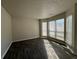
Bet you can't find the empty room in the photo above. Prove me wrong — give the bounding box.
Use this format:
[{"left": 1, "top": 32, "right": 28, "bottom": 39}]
[{"left": 1, "top": 0, "right": 77, "bottom": 59}]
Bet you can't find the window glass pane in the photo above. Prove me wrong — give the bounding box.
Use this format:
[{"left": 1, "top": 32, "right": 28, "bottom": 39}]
[
  {"left": 56, "top": 18, "right": 64, "bottom": 41},
  {"left": 66, "top": 15, "right": 72, "bottom": 46},
  {"left": 49, "top": 21, "right": 55, "bottom": 38},
  {"left": 42, "top": 22, "right": 47, "bottom": 36}
]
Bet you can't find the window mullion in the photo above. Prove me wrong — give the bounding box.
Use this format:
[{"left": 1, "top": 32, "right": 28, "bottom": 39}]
[{"left": 55, "top": 20, "right": 56, "bottom": 38}]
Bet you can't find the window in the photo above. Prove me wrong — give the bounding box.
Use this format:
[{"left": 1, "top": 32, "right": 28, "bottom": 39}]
[
  {"left": 48, "top": 18, "right": 64, "bottom": 41},
  {"left": 66, "top": 15, "right": 72, "bottom": 46},
  {"left": 42, "top": 22, "right": 47, "bottom": 36},
  {"left": 56, "top": 19, "right": 64, "bottom": 41},
  {"left": 49, "top": 21, "right": 55, "bottom": 38},
  {"left": 40, "top": 13, "right": 65, "bottom": 41}
]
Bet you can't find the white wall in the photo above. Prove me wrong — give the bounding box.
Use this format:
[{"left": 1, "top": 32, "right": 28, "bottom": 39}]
[
  {"left": 12, "top": 17, "right": 39, "bottom": 42},
  {"left": 1, "top": 6, "right": 12, "bottom": 58}
]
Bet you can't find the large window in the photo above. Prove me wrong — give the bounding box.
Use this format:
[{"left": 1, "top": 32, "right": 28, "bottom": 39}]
[
  {"left": 49, "top": 18, "right": 64, "bottom": 41},
  {"left": 66, "top": 15, "right": 72, "bottom": 46},
  {"left": 40, "top": 13, "right": 65, "bottom": 41},
  {"left": 56, "top": 19, "right": 64, "bottom": 41},
  {"left": 49, "top": 21, "right": 55, "bottom": 38},
  {"left": 42, "top": 22, "right": 47, "bottom": 36}
]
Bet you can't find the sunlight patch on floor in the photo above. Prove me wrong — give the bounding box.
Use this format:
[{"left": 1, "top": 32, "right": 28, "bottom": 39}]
[{"left": 43, "top": 39, "right": 59, "bottom": 59}]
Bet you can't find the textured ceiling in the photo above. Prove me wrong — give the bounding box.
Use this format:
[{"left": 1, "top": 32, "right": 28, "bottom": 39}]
[{"left": 2, "top": 0, "right": 75, "bottom": 19}]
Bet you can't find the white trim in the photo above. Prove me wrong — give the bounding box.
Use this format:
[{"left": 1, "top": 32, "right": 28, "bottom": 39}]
[
  {"left": 1, "top": 41, "right": 13, "bottom": 59},
  {"left": 1, "top": 36, "right": 39, "bottom": 59}
]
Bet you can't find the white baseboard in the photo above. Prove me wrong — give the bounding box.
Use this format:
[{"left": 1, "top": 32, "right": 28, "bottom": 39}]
[
  {"left": 1, "top": 41, "right": 13, "bottom": 59},
  {"left": 13, "top": 36, "right": 39, "bottom": 42},
  {"left": 1, "top": 36, "right": 39, "bottom": 59}
]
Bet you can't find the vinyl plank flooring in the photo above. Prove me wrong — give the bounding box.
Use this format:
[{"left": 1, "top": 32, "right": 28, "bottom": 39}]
[{"left": 3, "top": 39, "right": 76, "bottom": 59}]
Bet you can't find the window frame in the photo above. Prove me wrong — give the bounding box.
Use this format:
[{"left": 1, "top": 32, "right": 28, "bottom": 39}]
[
  {"left": 39, "top": 12, "right": 66, "bottom": 42},
  {"left": 48, "top": 18, "right": 65, "bottom": 41}
]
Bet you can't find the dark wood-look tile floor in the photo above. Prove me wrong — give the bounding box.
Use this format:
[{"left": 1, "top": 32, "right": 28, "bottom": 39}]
[{"left": 3, "top": 38, "right": 76, "bottom": 59}]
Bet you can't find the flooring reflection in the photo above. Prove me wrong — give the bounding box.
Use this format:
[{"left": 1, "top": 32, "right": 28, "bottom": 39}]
[
  {"left": 43, "top": 39, "right": 59, "bottom": 59},
  {"left": 4, "top": 38, "right": 74, "bottom": 59}
]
